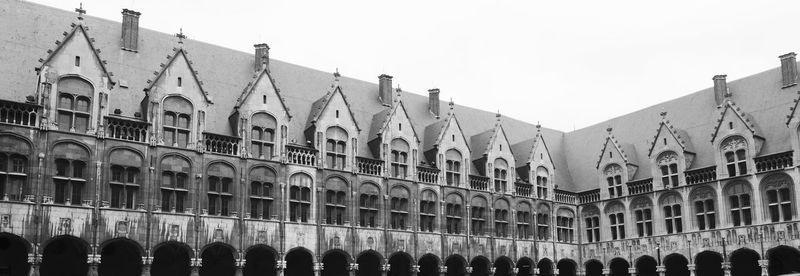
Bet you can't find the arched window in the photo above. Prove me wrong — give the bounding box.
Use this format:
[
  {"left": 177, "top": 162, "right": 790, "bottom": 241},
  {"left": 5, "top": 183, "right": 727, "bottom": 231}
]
[
  {"left": 0, "top": 137, "right": 29, "bottom": 201},
  {"left": 604, "top": 164, "right": 623, "bottom": 197},
  {"left": 289, "top": 174, "right": 312, "bottom": 222},
  {"left": 631, "top": 198, "right": 653, "bottom": 237},
  {"left": 325, "top": 177, "right": 348, "bottom": 225},
  {"left": 326, "top": 127, "right": 347, "bottom": 170},
  {"left": 470, "top": 197, "right": 488, "bottom": 235},
  {"left": 556, "top": 209, "right": 575, "bottom": 242},
  {"left": 536, "top": 167, "right": 549, "bottom": 199},
  {"left": 445, "top": 149, "right": 462, "bottom": 186},
  {"left": 249, "top": 167, "right": 275, "bottom": 220},
  {"left": 207, "top": 163, "right": 234, "bottom": 216},
  {"left": 657, "top": 151, "right": 680, "bottom": 188},
  {"left": 53, "top": 143, "right": 89, "bottom": 205},
  {"left": 721, "top": 136, "right": 748, "bottom": 177},
  {"left": 660, "top": 193, "right": 683, "bottom": 234},
  {"left": 445, "top": 193, "right": 464, "bottom": 234},
  {"left": 419, "top": 190, "right": 437, "bottom": 232},
  {"left": 390, "top": 139, "right": 409, "bottom": 178},
  {"left": 163, "top": 96, "right": 193, "bottom": 148},
  {"left": 494, "top": 200, "right": 510, "bottom": 237},
  {"left": 516, "top": 203, "right": 532, "bottom": 239},
  {"left": 536, "top": 204, "right": 550, "bottom": 241},
  {"left": 108, "top": 149, "right": 142, "bottom": 209},
  {"left": 606, "top": 203, "right": 625, "bottom": 240},
  {"left": 160, "top": 157, "right": 189, "bottom": 213},
  {"left": 359, "top": 183, "right": 380, "bottom": 227},
  {"left": 251, "top": 113, "right": 277, "bottom": 160},
  {"left": 494, "top": 158, "right": 509, "bottom": 193},
  {"left": 582, "top": 207, "right": 600, "bottom": 242},
  {"left": 390, "top": 186, "right": 410, "bottom": 229},
  {"left": 763, "top": 174, "right": 794, "bottom": 222},
  {"left": 57, "top": 77, "right": 92, "bottom": 132},
  {"left": 691, "top": 187, "right": 716, "bottom": 230},
  {"left": 726, "top": 182, "right": 752, "bottom": 226}
]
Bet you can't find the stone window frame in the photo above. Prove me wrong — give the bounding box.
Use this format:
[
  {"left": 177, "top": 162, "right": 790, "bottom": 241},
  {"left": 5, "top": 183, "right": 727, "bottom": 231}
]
[
  {"left": 536, "top": 203, "right": 551, "bottom": 241},
  {"left": 721, "top": 135, "right": 748, "bottom": 177},
  {"left": 725, "top": 181, "right": 753, "bottom": 227},
  {"left": 470, "top": 196, "right": 488, "bottom": 236},
  {"left": 494, "top": 199, "right": 510, "bottom": 238},
  {"left": 207, "top": 163, "right": 235, "bottom": 217},
  {"left": 358, "top": 183, "right": 381, "bottom": 228},
  {"left": 324, "top": 177, "right": 348, "bottom": 225},
  {"left": 389, "top": 185, "right": 410, "bottom": 230},
  {"left": 691, "top": 186, "right": 717, "bottom": 230},
  {"left": 325, "top": 126, "right": 348, "bottom": 170},
  {"left": 556, "top": 208, "right": 575, "bottom": 243},
  {"left": 445, "top": 149, "right": 462, "bottom": 186},
  {"left": 516, "top": 202, "right": 533, "bottom": 239},
  {"left": 604, "top": 164, "right": 624, "bottom": 198},
  {"left": 660, "top": 193, "right": 683, "bottom": 234},
  {"left": 288, "top": 173, "right": 313, "bottom": 223},
  {"left": 390, "top": 138, "right": 410, "bottom": 179},
  {"left": 109, "top": 165, "right": 140, "bottom": 209},
  {"left": 493, "top": 158, "right": 509, "bottom": 193},
  {"left": 0, "top": 152, "right": 27, "bottom": 201},
  {"left": 250, "top": 113, "right": 277, "bottom": 160},
  {"left": 762, "top": 174, "right": 794, "bottom": 222},
  {"left": 657, "top": 151, "right": 680, "bottom": 188},
  {"left": 56, "top": 77, "right": 93, "bottom": 133},
  {"left": 536, "top": 166, "right": 549, "bottom": 199},
  {"left": 445, "top": 193, "right": 464, "bottom": 234},
  {"left": 249, "top": 167, "right": 275, "bottom": 220},
  {"left": 419, "top": 189, "right": 437, "bottom": 232}
]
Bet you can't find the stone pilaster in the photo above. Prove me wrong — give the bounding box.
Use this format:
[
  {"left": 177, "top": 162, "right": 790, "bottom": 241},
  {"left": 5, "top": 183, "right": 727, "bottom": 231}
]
[
  {"left": 758, "top": 260, "right": 769, "bottom": 276},
  {"left": 602, "top": 268, "right": 610, "bottom": 276},
  {"left": 722, "top": 262, "right": 731, "bottom": 276},
  {"left": 349, "top": 263, "right": 359, "bottom": 276},
  {"left": 687, "top": 264, "right": 696, "bottom": 276},
  {"left": 656, "top": 265, "right": 665, "bottom": 276},
  {"left": 628, "top": 267, "right": 636, "bottom": 276}
]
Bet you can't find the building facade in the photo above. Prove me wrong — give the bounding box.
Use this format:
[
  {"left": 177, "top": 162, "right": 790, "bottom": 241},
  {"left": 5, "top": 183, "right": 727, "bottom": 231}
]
[{"left": 1, "top": 2, "right": 800, "bottom": 276}]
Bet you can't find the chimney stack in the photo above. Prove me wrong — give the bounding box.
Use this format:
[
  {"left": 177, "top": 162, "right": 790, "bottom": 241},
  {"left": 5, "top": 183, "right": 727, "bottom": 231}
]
[
  {"left": 254, "top": 43, "right": 270, "bottom": 72},
  {"left": 713, "top": 75, "right": 729, "bottom": 106},
  {"left": 378, "top": 74, "right": 393, "bottom": 106},
  {"left": 121, "top": 9, "right": 141, "bottom": 52},
  {"left": 428, "top": 88, "right": 440, "bottom": 118},
  {"left": 780, "top": 52, "right": 797, "bottom": 88}
]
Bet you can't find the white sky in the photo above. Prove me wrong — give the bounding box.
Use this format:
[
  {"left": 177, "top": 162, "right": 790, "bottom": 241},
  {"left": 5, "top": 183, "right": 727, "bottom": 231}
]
[{"left": 28, "top": 0, "right": 800, "bottom": 131}]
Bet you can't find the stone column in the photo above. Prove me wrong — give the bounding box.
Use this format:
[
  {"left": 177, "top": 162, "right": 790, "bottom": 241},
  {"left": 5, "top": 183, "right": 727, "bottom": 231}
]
[
  {"left": 758, "top": 260, "right": 769, "bottom": 276},
  {"left": 628, "top": 267, "right": 637, "bottom": 276},
  {"left": 511, "top": 267, "right": 518, "bottom": 276},
  {"left": 87, "top": 250, "right": 101, "bottom": 276},
  {"left": 276, "top": 260, "right": 286, "bottom": 276},
  {"left": 489, "top": 267, "right": 496, "bottom": 276},
  {"left": 722, "top": 262, "right": 731, "bottom": 276},
  {"left": 466, "top": 266, "right": 473, "bottom": 276},
  {"left": 381, "top": 263, "right": 390, "bottom": 276},
  {"left": 602, "top": 268, "right": 610, "bottom": 276},
  {"left": 28, "top": 253, "right": 41, "bottom": 276},
  {"left": 349, "top": 263, "right": 359, "bottom": 276},
  {"left": 235, "top": 256, "right": 245, "bottom": 276},
  {"left": 439, "top": 266, "right": 448, "bottom": 276},
  {"left": 554, "top": 268, "right": 560, "bottom": 276},
  {"left": 533, "top": 268, "right": 539, "bottom": 276},
  {"left": 314, "top": 262, "right": 323, "bottom": 276},
  {"left": 576, "top": 269, "right": 586, "bottom": 276},
  {"left": 190, "top": 255, "right": 201, "bottom": 276},
  {"left": 141, "top": 255, "right": 153, "bottom": 276},
  {"left": 411, "top": 265, "right": 420, "bottom": 276},
  {"left": 656, "top": 265, "right": 665, "bottom": 276},
  {"left": 687, "top": 264, "right": 696, "bottom": 276}
]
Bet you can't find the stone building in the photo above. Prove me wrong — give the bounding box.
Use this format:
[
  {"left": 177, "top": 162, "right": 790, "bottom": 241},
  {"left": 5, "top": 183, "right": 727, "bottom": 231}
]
[{"left": 0, "top": 1, "right": 799, "bottom": 276}]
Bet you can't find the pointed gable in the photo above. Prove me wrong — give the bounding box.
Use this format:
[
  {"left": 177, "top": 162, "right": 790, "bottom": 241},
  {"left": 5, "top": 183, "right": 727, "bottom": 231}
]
[
  {"left": 144, "top": 47, "right": 212, "bottom": 104},
  {"left": 423, "top": 101, "right": 471, "bottom": 167},
  {"left": 367, "top": 92, "right": 420, "bottom": 157},
  {"left": 710, "top": 100, "right": 762, "bottom": 143},
  {"left": 233, "top": 68, "right": 291, "bottom": 119},
  {"left": 597, "top": 127, "right": 639, "bottom": 179},
  {"left": 512, "top": 125, "right": 555, "bottom": 182},
  {"left": 647, "top": 112, "right": 696, "bottom": 169},
  {"left": 38, "top": 21, "right": 114, "bottom": 87},
  {"left": 470, "top": 113, "right": 515, "bottom": 176},
  {"left": 304, "top": 80, "right": 360, "bottom": 143}
]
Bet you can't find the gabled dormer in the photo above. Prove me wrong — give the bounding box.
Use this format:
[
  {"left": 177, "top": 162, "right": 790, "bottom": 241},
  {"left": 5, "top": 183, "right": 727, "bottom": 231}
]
[
  {"left": 710, "top": 100, "right": 764, "bottom": 178},
  {"left": 512, "top": 124, "right": 555, "bottom": 199},
  {"left": 305, "top": 73, "right": 360, "bottom": 171},
  {"left": 647, "top": 112, "right": 695, "bottom": 189},
  {"left": 423, "top": 100, "right": 471, "bottom": 186},
  {"left": 367, "top": 89, "right": 420, "bottom": 180},
  {"left": 597, "top": 127, "right": 638, "bottom": 199},
  {"left": 470, "top": 113, "right": 515, "bottom": 194},
  {"left": 36, "top": 16, "right": 115, "bottom": 135}
]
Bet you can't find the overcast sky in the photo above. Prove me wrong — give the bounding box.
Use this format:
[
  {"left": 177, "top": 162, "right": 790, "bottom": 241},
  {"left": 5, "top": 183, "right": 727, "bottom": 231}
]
[{"left": 28, "top": 0, "right": 800, "bottom": 131}]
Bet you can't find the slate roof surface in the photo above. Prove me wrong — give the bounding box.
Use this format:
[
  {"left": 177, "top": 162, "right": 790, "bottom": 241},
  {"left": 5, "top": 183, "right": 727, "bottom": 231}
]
[{"left": 2, "top": 0, "right": 795, "bottom": 192}]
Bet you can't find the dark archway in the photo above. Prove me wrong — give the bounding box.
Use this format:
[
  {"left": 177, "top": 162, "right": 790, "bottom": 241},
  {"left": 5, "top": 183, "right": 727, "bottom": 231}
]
[
  {"left": 609, "top": 258, "right": 630, "bottom": 276},
  {"left": 41, "top": 236, "right": 88, "bottom": 276},
  {"left": 730, "top": 248, "right": 760, "bottom": 276},
  {"left": 356, "top": 251, "right": 382, "bottom": 276},
  {"left": 470, "top": 256, "right": 490, "bottom": 276},
  {"left": 152, "top": 242, "right": 192, "bottom": 276},
  {"left": 99, "top": 239, "right": 142, "bottom": 276},
  {"left": 537, "top": 258, "right": 553, "bottom": 276},
  {"left": 635, "top": 256, "right": 657, "bottom": 276},
  {"left": 286, "top": 248, "right": 314, "bottom": 276},
  {"left": 516, "top": 257, "right": 534, "bottom": 276},
  {"left": 244, "top": 246, "right": 277, "bottom": 276},
  {"left": 445, "top": 255, "right": 467, "bottom": 276},
  {"left": 557, "top": 259, "right": 577, "bottom": 276},
  {"left": 493, "top": 257, "right": 513, "bottom": 276},
  {"left": 663, "top": 254, "right": 689, "bottom": 276},
  {"left": 418, "top": 254, "right": 439, "bottom": 276},
  {"left": 585, "top": 260, "right": 604, "bottom": 276},
  {"left": 200, "top": 243, "right": 235, "bottom": 276},
  {"left": 322, "top": 250, "right": 350, "bottom": 276},
  {"left": 389, "top": 252, "right": 412, "bottom": 276},
  {"left": 695, "top": 251, "right": 723, "bottom": 276},
  {"left": 767, "top": 245, "right": 800, "bottom": 276},
  {"left": 0, "top": 233, "right": 30, "bottom": 276}
]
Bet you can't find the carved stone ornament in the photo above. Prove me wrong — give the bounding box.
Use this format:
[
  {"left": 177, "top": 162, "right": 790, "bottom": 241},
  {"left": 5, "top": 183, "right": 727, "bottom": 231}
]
[{"left": 721, "top": 136, "right": 747, "bottom": 151}]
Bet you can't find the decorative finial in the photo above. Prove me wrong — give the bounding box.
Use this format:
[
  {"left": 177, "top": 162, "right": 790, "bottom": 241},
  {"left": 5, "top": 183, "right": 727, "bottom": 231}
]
[
  {"left": 333, "top": 68, "right": 340, "bottom": 79},
  {"left": 536, "top": 121, "right": 541, "bottom": 131},
  {"left": 449, "top": 98, "right": 454, "bottom": 110},
  {"left": 496, "top": 110, "right": 501, "bottom": 118},
  {"left": 660, "top": 111, "right": 667, "bottom": 119},
  {"left": 395, "top": 85, "right": 402, "bottom": 102},
  {"left": 332, "top": 69, "right": 340, "bottom": 89},
  {"left": 606, "top": 127, "right": 613, "bottom": 133},
  {"left": 176, "top": 28, "right": 186, "bottom": 44},
  {"left": 75, "top": 3, "right": 86, "bottom": 20}
]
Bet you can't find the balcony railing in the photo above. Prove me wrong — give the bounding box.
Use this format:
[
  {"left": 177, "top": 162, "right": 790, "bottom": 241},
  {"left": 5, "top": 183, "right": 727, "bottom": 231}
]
[
  {"left": 469, "top": 175, "right": 489, "bottom": 191},
  {"left": 286, "top": 145, "right": 317, "bottom": 166},
  {"left": 685, "top": 166, "right": 716, "bottom": 185},
  {"left": 578, "top": 189, "right": 600, "bottom": 204},
  {"left": 204, "top": 132, "right": 240, "bottom": 156},
  {"left": 105, "top": 116, "right": 149, "bottom": 143},
  {"left": 417, "top": 166, "right": 440, "bottom": 184},
  {"left": 554, "top": 189, "right": 577, "bottom": 204},
  {"left": 755, "top": 151, "right": 793, "bottom": 173},
  {"left": 626, "top": 178, "right": 653, "bottom": 195},
  {"left": 357, "top": 157, "right": 383, "bottom": 176},
  {"left": 515, "top": 182, "right": 533, "bottom": 197},
  {"left": 0, "top": 100, "right": 38, "bottom": 127}
]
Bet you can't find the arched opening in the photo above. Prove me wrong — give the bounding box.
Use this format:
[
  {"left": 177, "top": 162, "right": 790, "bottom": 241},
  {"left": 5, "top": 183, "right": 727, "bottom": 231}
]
[
  {"left": 537, "top": 258, "right": 553, "bottom": 276},
  {"left": 418, "top": 254, "right": 439, "bottom": 276},
  {"left": 0, "top": 233, "right": 30, "bottom": 276},
  {"left": 286, "top": 248, "right": 314, "bottom": 276},
  {"left": 635, "top": 256, "right": 657, "bottom": 276},
  {"left": 470, "top": 256, "right": 490, "bottom": 276},
  {"left": 516, "top": 257, "right": 534, "bottom": 276},
  {"left": 445, "top": 255, "right": 467, "bottom": 276},
  {"left": 41, "top": 236, "right": 88, "bottom": 276},
  {"left": 609, "top": 258, "right": 630, "bottom": 276},
  {"left": 356, "top": 251, "right": 382, "bottom": 276},
  {"left": 557, "top": 259, "right": 577, "bottom": 276},
  {"left": 388, "top": 253, "right": 412, "bottom": 276},
  {"left": 200, "top": 243, "right": 235, "bottom": 276},
  {"left": 768, "top": 245, "right": 800, "bottom": 276},
  {"left": 244, "top": 246, "right": 276, "bottom": 276},
  {"left": 695, "top": 251, "right": 723, "bottom": 276},
  {"left": 493, "top": 257, "right": 512, "bottom": 276},
  {"left": 99, "top": 239, "right": 142, "bottom": 276},
  {"left": 730, "top": 248, "right": 760, "bottom": 276},
  {"left": 152, "top": 242, "right": 191, "bottom": 276},
  {"left": 322, "top": 250, "right": 349, "bottom": 276},
  {"left": 663, "top": 254, "right": 689, "bottom": 276},
  {"left": 585, "top": 260, "right": 604, "bottom": 276}
]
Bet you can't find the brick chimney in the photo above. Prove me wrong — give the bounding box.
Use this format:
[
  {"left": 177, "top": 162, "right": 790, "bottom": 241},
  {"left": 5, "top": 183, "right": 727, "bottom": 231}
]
[
  {"left": 254, "top": 43, "right": 270, "bottom": 72},
  {"left": 780, "top": 52, "right": 797, "bottom": 88},
  {"left": 713, "top": 75, "right": 729, "bottom": 106},
  {"left": 378, "top": 74, "right": 393, "bottom": 106},
  {"left": 121, "top": 9, "right": 141, "bottom": 51},
  {"left": 428, "top": 88, "right": 440, "bottom": 118}
]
